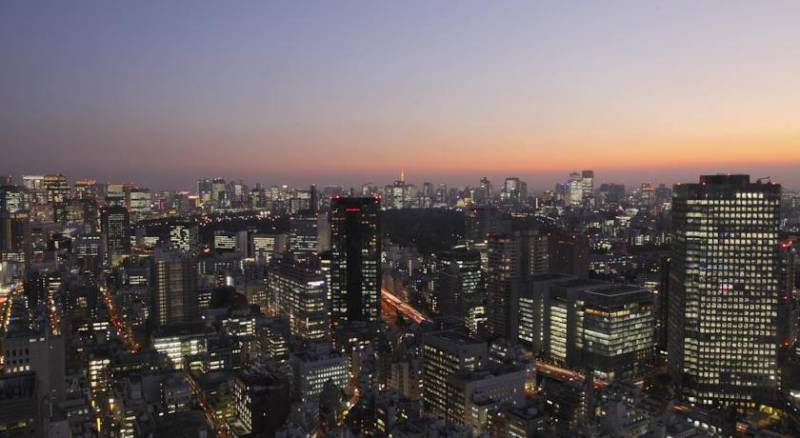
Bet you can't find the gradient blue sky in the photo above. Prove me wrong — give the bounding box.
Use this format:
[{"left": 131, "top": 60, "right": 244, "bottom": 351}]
[{"left": 2, "top": 1, "right": 799, "bottom": 190}]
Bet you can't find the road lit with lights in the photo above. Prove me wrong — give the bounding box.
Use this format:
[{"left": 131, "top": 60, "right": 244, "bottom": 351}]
[
  {"left": 381, "top": 288, "right": 429, "bottom": 324},
  {"left": 185, "top": 371, "right": 232, "bottom": 437},
  {"left": 100, "top": 286, "right": 141, "bottom": 353},
  {"left": 380, "top": 288, "right": 608, "bottom": 390}
]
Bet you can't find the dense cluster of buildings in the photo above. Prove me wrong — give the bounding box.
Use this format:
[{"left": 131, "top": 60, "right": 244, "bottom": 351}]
[{"left": 0, "top": 171, "right": 799, "bottom": 437}]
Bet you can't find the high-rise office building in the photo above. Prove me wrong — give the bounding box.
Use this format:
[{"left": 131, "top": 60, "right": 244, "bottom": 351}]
[
  {"left": 581, "top": 170, "right": 594, "bottom": 205},
  {"left": 487, "top": 230, "right": 549, "bottom": 340},
  {"left": 669, "top": 175, "right": 784, "bottom": 409},
  {"left": 0, "top": 183, "right": 24, "bottom": 213},
  {"left": 42, "top": 174, "right": 69, "bottom": 204},
  {"left": 539, "top": 278, "right": 655, "bottom": 381},
  {"left": 0, "top": 211, "right": 31, "bottom": 265},
  {"left": 73, "top": 178, "right": 97, "bottom": 200},
  {"left": 197, "top": 177, "right": 227, "bottom": 208},
  {"left": 21, "top": 175, "right": 44, "bottom": 191},
  {"left": 267, "top": 256, "right": 328, "bottom": 341},
  {"left": 421, "top": 331, "right": 487, "bottom": 419},
  {"left": 567, "top": 172, "right": 583, "bottom": 206},
  {"left": 127, "top": 187, "right": 152, "bottom": 220},
  {"left": 464, "top": 205, "right": 502, "bottom": 243},
  {"left": 289, "top": 210, "right": 319, "bottom": 261},
  {"left": 474, "top": 177, "right": 493, "bottom": 205},
  {"left": 150, "top": 249, "right": 199, "bottom": 327},
  {"left": 250, "top": 233, "right": 286, "bottom": 264},
  {"left": 548, "top": 231, "right": 590, "bottom": 278},
  {"left": 501, "top": 177, "right": 527, "bottom": 203},
  {"left": 105, "top": 182, "right": 129, "bottom": 207},
  {"left": 436, "top": 248, "right": 485, "bottom": 335},
  {"left": 598, "top": 183, "right": 626, "bottom": 205},
  {"left": 100, "top": 205, "right": 130, "bottom": 265},
  {"left": 329, "top": 196, "right": 381, "bottom": 328}
]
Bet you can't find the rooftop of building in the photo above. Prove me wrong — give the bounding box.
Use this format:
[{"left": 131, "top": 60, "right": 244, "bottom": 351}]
[
  {"left": 152, "top": 321, "right": 210, "bottom": 338},
  {"left": 675, "top": 174, "right": 781, "bottom": 195},
  {"left": 292, "top": 344, "right": 344, "bottom": 362},
  {"left": 582, "top": 283, "right": 649, "bottom": 298},
  {"left": 154, "top": 411, "right": 212, "bottom": 437},
  {"left": 531, "top": 273, "right": 574, "bottom": 282},
  {"left": 449, "top": 362, "right": 526, "bottom": 383},
  {"left": 423, "top": 330, "right": 485, "bottom": 347}
]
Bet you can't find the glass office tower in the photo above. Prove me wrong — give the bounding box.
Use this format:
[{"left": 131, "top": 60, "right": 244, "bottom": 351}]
[{"left": 669, "top": 174, "right": 783, "bottom": 409}]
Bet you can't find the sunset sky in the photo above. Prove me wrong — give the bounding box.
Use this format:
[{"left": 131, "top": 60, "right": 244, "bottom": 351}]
[{"left": 1, "top": 1, "right": 799, "bottom": 190}]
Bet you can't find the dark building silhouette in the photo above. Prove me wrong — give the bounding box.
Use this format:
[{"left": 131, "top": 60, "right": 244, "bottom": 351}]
[
  {"left": 330, "top": 196, "right": 381, "bottom": 328},
  {"left": 548, "top": 231, "right": 589, "bottom": 278},
  {"left": 435, "top": 248, "right": 485, "bottom": 335},
  {"left": 487, "top": 230, "right": 549, "bottom": 340},
  {"left": 0, "top": 211, "right": 32, "bottom": 266},
  {"left": 149, "top": 249, "right": 199, "bottom": 327}
]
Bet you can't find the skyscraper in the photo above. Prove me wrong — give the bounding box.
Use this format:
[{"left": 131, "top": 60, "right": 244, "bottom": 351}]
[
  {"left": 436, "top": 248, "right": 485, "bottom": 335},
  {"left": 421, "top": 331, "right": 487, "bottom": 420},
  {"left": 581, "top": 170, "right": 594, "bottom": 205},
  {"left": 567, "top": 172, "right": 583, "bottom": 206},
  {"left": 289, "top": 210, "right": 319, "bottom": 261},
  {"left": 669, "top": 174, "right": 784, "bottom": 409},
  {"left": 100, "top": 205, "right": 130, "bottom": 265},
  {"left": 42, "top": 174, "right": 68, "bottom": 204},
  {"left": 73, "top": 178, "right": 97, "bottom": 200},
  {"left": 150, "top": 249, "right": 199, "bottom": 327},
  {"left": 539, "top": 278, "right": 655, "bottom": 381},
  {"left": 267, "top": 255, "right": 328, "bottom": 341},
  {"left": 329, "top": 196, "right": 381, "bottom": 328},
  {"left": 487, "top": 230, "right": 549, "bottom": 340}
]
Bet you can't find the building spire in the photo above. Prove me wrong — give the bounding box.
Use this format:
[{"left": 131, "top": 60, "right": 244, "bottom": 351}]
[{"left": 400, "top": 169, "right": 405, "bottom": 183}]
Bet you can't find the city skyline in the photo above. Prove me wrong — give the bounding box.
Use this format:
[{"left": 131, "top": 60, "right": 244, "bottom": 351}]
[
  {"left": 2, "top": 1, "right": 800, "bottom": 189},
  {"left": 4, "top": 2, "right": 800, "bottom": 436},
  {"left": 4, "top": 165, "right": 800, "bottom": 194}
]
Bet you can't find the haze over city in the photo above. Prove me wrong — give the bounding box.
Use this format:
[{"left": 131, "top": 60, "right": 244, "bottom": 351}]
[
  {"left": 2, "top": 1, "right": 800, "bottom": 189},
  {"left": 3, "top": 3, "right": 800, "bottom": 438}
]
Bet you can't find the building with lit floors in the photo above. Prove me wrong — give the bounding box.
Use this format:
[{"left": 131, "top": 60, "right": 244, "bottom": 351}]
[
  {"left": 581, "top": 170, "right": 594, "bottom": 205},
  {"left": 42, "top": 174, "right": 69, "bottom": 204},
  {"left": 267, "top": 255, "right": 328, "bottom": 341},
  {"left": 232, "top": 368, "right": 290, "bottom": 436},
  {"left": 290, "top": 344, "right": 348, "bottom": 403},
  {"left": 151, "top": 322, "right": 210, "bottom": 370},
  {"left": 541, "top": 279, "right": 655, "bottom": 381},
  {"left": 445, "top": 364, "right": 527, "bottom": 434},
  {"left": 0, "top": 210, "right": 32, "bottom": 265},
  {"left": 1, "top": 295, "right": 66, "bottom": 411},
  {"left": 149, "top": 249, "right": 199, "bottom": 327},
  {"left": 100, "top": 205, "right": 130, "bottom": 266},
  {"left": 668, "top": 174, "right": 785, "bottom": 409},
  {"left": 435, "top": 248, "right": 485, "bottom": 335},
  {"left": 289, "top": 210, "right": 319, "bottom": 261},
  {"left": 329, "top": 196, "right": 381, "bottom": 329},
  {"left": 486, "top": 230, "right": 549, "bottom": 340},
  {"left": 421, "top": 331, "right": 487, "bottom": 420},
  {"left": 517, "top": 273, "right": 571, "bottom": 353}
]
